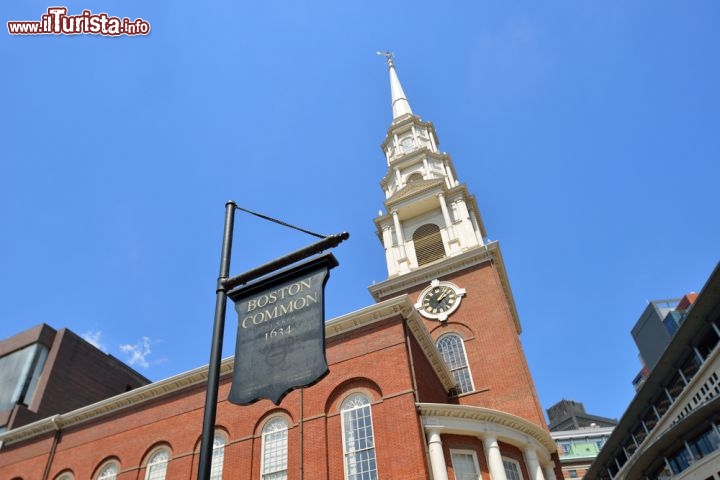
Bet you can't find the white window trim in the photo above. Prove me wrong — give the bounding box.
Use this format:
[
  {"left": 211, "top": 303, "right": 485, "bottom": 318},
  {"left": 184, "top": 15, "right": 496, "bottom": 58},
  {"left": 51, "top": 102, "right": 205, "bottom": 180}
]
[
  {"left": 501, "top": 456, "right": 524, "bottom": 480},
  {"left": 260, "top": 416, "right": 289, "bottom": 480},
  {"left": 437, "top": 333, "right": 475, "bottom": 394},
  {"left": 144, "top": 446, "right": 170, "bottom": 480},
  {"left": 340, "top": 393, "right": 379, "bottom": 480},
  {"left": 96, "top": 459, "right": 120, "bottom": 480},
  {"left": 210, "top": 432, "right": 226, "bottom": 480},
  {"left": 450, "top": 448, "right": 482, "bottom": 480}
]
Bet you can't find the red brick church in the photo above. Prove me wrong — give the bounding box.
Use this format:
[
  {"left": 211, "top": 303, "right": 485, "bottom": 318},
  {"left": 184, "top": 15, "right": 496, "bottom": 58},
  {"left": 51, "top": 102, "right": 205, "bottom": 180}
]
[{"left": 0, "top": 57, "right": 561, "bottom": 480}]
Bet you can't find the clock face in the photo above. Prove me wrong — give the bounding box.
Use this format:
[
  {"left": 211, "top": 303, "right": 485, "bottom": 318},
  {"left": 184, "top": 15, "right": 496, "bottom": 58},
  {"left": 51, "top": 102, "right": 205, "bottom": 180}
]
[
  {"left": 422, "top": 286, "right": 457, "bottom": 315},
  {"left": 415, "top": 280, "right": 465, "bottom": 321}
]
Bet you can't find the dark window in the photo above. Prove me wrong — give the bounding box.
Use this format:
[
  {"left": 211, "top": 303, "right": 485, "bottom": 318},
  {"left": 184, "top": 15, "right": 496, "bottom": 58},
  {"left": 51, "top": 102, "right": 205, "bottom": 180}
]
[
  {"left": 666, "top": 371, "right": 686, "bottom": 400},
  {"left": 689, "top": 425, "right": 720, "bottom": 458},
  {"left": 681, "top": 353, "right": 701, "bottom": 380},
  {"left": 622, "top": 437, "right": 637, "bottom": 456},
  {"left": 631, "top": 424, "right": 647, "bottom": 446},
  {"left": 654, "top": 393, "right": 671, "bottom": 418},
  {"left": 668, "top": 446, "right": 693, "bottom": 474},
  {"left": 643, "top": 409, "right": 659, "bottom": 431},
  {"left": 696, "top": 325, "right": 719, "bottom": 360}
]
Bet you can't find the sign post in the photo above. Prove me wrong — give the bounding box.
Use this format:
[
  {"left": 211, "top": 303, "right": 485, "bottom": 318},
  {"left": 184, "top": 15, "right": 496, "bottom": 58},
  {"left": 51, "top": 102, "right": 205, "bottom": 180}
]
[{"left": 197, "top": 200, "right": 236, "bottom": 480}]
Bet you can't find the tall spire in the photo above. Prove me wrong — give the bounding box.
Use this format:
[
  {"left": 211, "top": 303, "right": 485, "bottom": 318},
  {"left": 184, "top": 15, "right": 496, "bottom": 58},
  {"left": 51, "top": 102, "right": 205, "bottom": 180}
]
[{"left": 377, "top": 52, "right": 413, "bottom": 119}]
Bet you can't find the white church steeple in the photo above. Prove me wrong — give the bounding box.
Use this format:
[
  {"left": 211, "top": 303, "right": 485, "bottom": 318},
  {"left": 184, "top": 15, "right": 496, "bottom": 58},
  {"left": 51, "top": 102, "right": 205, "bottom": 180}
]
[
  {"left": 384, "top": 53, "right": 413, "bottom": 120},
  {"left": 374, "top": 55, "right": 488, "bottom": 279}
]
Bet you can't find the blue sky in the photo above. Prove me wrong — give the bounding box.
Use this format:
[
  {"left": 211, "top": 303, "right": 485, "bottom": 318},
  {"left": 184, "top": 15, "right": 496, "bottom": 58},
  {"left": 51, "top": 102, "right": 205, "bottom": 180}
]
[{"left": 2, "top": 1, "right": 718, "bottom": 422}]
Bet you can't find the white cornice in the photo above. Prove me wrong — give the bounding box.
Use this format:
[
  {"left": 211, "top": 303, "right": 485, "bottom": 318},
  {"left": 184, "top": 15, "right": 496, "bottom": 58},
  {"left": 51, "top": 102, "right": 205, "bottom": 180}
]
[
  {"left": 326, "top": 296, "right": 455, "bottom": 391},
  {"left": 325, "top": 295, "right": 412, "bottom": 337},
  {"left": 381, "top": 115, "right": 429, "bottom": 145},
  {"left": 404, "top": 305, "right": 457, "bottom": 391},
  {"left": 0, "top": 298, "right": 455, "bottom": 447},
  {"left": 418, "top": 403, "right": 557, "bottom": 459},
  {"left": 368, "top": 242, "right": 521, "bottom": 333},
  {"left": 383, "top": 179, "right": 446, "bottom": 210}
]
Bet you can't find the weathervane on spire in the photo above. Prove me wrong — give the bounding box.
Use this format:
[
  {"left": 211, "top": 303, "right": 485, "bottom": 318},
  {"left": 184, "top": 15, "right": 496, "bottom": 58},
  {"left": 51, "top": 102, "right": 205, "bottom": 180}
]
[
  {"left": 377, "top": 50, "right": 412, "bottom": 118},
  {"left": 376, "top": 51, "right": 394, "bottom": 67}
]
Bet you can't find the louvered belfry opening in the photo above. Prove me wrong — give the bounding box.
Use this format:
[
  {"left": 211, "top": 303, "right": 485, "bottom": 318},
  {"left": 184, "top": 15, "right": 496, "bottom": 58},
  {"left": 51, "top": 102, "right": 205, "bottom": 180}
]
[{"left": 413, "top": 223, "right": 446, "bottom": 266}]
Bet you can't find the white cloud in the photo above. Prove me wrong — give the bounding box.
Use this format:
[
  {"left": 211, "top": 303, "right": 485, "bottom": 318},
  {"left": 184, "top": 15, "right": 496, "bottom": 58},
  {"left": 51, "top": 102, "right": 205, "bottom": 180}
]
[
  {"left": 82, "top": 330, "right": 107, "bottom": 352},
  {"left": 119, "top": 336, "right": 152, "bottom": 368}
]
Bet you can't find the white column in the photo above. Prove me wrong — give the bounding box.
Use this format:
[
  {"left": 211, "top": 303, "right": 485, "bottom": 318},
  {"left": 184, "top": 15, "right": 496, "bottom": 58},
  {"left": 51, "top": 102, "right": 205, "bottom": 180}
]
[
  {"left": 392, "top": 210, "right": 406, "bottom": 245},
  {"left": 523, "top": 447, "right": 545, "bottom": 480},
  {"left": 468, "top": 208, "right": 484, "bottom": 245},
  {"left": 443, "top": 159, "right": 456, "bottom": 186},
  {"left": 423, "top": 158, "right": 430, "bottom": 179},
  {"left": 381, "top": 225, "right": 393, "bottom": 249},
  {"left": 382, "top": 225, "right": 397, "bottom": 277},
  {"left": 438, "top": 194, "right": 453, "bottom": 232},
  {"left": 391, "top": 210, "right": 410, "bottom": 273},
  {"left": 482, "top": 435, "right": 507, "bottom": 480},
  {"left": 542, "top": 463, "right": 557, "bottom": 480},
  {"left": 426, "top": 428, "right": 449, "bottom": 480},
  {"left": 438, "top": 193, "right": 459, "bottom": 253}
]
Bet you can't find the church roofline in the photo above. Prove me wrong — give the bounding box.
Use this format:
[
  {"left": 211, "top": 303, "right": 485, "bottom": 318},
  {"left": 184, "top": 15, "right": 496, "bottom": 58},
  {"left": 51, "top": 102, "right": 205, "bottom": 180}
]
[
  {"left": 327, "top": 295, "right": 456, "bottom": 390},
  {"left": 0, "top": 296, "right": 454, "bottom": 448}
]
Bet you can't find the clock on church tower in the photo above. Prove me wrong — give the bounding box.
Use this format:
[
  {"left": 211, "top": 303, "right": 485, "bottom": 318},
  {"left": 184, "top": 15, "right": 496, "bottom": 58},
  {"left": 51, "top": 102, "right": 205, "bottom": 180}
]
[{"left": 415, "top": 279, "right": 465, "bottom": 321}]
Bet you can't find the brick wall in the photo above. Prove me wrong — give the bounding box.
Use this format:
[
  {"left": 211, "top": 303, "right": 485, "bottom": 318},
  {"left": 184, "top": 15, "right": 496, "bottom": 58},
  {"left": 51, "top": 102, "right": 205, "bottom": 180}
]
[
  {"left": 382, "top": 261, "right": 548, "bottom": 428},
  {"left": 0, "top": 312, "right": 435, "bottom": 479}
]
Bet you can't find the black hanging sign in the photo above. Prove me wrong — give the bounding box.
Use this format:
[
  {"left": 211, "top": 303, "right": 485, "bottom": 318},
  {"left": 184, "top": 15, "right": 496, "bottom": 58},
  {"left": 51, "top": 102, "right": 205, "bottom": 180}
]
[{"left": 227, "top": 253, "right": 337, "bottom": 405}]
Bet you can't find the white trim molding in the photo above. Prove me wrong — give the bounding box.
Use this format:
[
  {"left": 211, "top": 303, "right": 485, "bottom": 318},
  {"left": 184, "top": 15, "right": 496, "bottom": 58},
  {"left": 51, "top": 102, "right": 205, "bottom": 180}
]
[{"left": 418, "top": 403, "right": 557, "bottom": 462}]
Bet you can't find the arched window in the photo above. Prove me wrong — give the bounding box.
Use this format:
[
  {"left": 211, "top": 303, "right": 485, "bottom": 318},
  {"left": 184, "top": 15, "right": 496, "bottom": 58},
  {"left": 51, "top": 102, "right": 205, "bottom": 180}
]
[
  {"left": 145, "top": 448, "right": 169, "bottom": 480},
  {"left": 97, "top": 460, "right": 119, "bottom": 480},
  {"left": 261, "top": 417, "right": 288, "bottom": 480},
  {"left": 436, "top": 334, "right": 474, "bottom": 394},
  {"left": 341, "top": 393, "right": 378, "bottom": 480},
  {"left": 413, "top": 224, "right": 446, "bottom": 266},
  {"left": 55, "top": 473, "right": 73, "bottom": 480},
  {"left": 210, "top": 434, "right": 226, "bottom": 480}
]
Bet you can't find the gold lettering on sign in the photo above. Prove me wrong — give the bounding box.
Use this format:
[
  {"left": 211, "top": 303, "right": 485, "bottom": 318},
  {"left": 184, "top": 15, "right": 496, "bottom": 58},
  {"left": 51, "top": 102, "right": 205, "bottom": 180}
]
[{"left": 241, "top": 279, "right": 317, "bottom": 329}]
